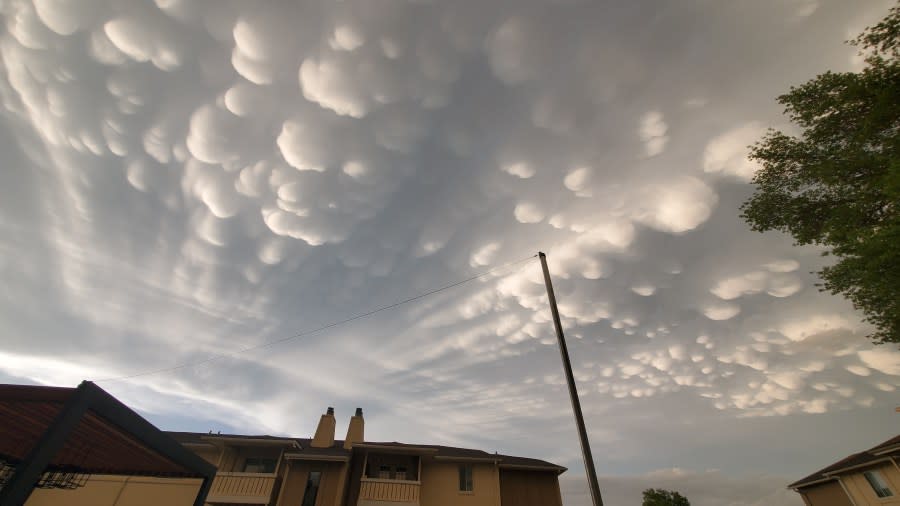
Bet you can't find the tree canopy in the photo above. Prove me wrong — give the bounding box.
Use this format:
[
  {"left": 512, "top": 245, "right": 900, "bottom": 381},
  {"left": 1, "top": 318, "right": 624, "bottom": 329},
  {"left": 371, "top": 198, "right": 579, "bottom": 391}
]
[
  {"left": 642, "top": 488, "right": 691, "bottom": 506},
  {"left": 741, "top": 3, "right": 900, "bottom": 345}
]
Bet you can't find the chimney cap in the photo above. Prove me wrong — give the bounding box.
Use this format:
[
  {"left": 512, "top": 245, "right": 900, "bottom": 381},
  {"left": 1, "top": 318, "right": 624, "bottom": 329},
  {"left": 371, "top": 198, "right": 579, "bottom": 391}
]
[
  {"left": 327, "top": 407, "right": 334, "bottom": 415},
  {"left": 355, "top": 407, "right": 363, "bottom": 417}
]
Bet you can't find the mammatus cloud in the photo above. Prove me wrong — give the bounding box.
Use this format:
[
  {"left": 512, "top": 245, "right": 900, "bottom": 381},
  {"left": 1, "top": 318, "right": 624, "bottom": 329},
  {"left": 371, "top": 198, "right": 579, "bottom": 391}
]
[
  {"left": 639, "top": 111, "right": 669, "bottom": 158},
  {"left": 0, "top": 2, "right": 898, "bottom": 506},
  {"left": 703, "top": 123, "right": 767, "bottom": 181}
]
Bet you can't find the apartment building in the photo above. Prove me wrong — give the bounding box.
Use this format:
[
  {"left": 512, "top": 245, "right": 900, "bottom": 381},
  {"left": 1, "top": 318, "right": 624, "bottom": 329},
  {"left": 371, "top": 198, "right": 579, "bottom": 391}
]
[
  {"left": 789, "top": 434, "right": 900, "bottom": 506},
  {"left": 170, "top": 407, "right": 567, "bottom": 506}
]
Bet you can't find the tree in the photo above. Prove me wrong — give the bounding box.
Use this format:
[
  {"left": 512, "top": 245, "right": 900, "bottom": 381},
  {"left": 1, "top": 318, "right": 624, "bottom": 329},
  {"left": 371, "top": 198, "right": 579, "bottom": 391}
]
[
  {"left": 741, "top": 3, "right": 900, "bottom": 345},
  {"left": 642, "top": 488, "right": 691, "bottom": 506}
]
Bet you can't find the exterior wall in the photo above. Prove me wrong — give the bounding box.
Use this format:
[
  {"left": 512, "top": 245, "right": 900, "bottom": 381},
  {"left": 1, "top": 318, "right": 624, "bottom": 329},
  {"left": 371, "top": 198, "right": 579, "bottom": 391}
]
[
  {"left": 192, "top": 446, "right": 221, "bottom": 467},
  {"left": 498, "top": 470, "right": 563, "bottom": 506},
  {"left": 797, "top": 481, "right": 853, "bottom": 506},
  {"left": 222, "top": 445, "right": 283, "bottom": 473},
  {"left": 841, "top": 462, "right": 900, "bottom": 506},
  {"left": 24, "top": 475, "right": 202, "bottom": 506},
  {"left": 418, "top": 462, "right": 500, "bottom": 506},
  {"left": 275, "top": 460, "right": 346, "bottom": 506}
]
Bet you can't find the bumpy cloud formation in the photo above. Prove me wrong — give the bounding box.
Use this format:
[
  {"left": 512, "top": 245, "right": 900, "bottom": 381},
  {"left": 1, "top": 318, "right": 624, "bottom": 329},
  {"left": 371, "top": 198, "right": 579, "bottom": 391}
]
[{"left": 0, "top": 1, "right": 898, "bottom": 504}]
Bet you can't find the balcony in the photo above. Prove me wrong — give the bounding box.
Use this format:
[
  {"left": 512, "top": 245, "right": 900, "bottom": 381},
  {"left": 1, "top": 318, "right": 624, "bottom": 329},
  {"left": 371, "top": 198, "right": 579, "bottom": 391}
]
[
  {"left": 206, "top": 472, "right": 279, "bottom": 504},
  {"left": 359, "top": 478, "right": 421, "bottom": 503}
]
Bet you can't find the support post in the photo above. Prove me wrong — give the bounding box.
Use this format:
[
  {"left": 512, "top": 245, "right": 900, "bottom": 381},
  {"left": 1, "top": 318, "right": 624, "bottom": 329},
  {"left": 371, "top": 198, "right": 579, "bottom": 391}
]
[
  {"left": 193, "top": 474, "right": 213, "bottom": 506},
  {"left": 0, "top": 381, "right": 92, "bottom": 506},
  {"left": 538, "top": 252, "right": 603, "bottom": 506}
]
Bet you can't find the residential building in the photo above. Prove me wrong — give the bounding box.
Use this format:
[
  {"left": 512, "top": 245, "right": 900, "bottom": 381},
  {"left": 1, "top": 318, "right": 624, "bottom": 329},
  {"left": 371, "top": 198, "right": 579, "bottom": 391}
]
[
  {"left": 789, "top": 434, "right": 900, "bottom": 506},
  {"left": 169, "top": 406, "right": 566, "bottom": 506}
]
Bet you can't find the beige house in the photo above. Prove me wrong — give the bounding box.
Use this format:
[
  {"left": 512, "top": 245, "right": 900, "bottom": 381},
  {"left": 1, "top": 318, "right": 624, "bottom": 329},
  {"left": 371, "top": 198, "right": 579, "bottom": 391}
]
[
  {"left": 169, "top": 406, "right": 565, "bottom": 506},
  {"left": 790, "top": 434, "right": 900, "bottom": 506}
]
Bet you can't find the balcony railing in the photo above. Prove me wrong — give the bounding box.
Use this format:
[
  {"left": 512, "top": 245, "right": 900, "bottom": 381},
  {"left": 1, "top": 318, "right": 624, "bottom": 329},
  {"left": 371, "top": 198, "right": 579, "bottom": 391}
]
[
  {"left": 359, "top": 478, "right": 420, "bottom": 503},
  {"left": 206, "top": 472, "right": 278, "bottom": 504}
]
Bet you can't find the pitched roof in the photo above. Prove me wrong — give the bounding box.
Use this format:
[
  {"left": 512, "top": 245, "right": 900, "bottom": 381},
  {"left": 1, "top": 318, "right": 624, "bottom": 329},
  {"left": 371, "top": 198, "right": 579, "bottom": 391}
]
[
  {"left": 165, "top": 432, "right": 565, "bottom": 473},
  {"left": 0, "top": 382, "right": 216, "bottom": 480},
  {"left": 789, "top": 434, "right": 900, "bottom": 489}
]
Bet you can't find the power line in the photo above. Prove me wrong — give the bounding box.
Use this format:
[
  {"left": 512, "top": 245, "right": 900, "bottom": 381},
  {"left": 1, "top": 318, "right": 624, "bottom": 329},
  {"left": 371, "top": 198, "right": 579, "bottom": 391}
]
[{"left": 95, "top": 254, "right": 538, "bottom": 383}]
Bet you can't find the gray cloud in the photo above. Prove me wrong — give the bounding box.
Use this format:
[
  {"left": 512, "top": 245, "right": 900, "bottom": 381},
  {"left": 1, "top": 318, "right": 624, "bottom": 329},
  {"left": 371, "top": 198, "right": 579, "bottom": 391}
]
[
  {"left": 1, "top": 1, "right": 898, "bottom": 505},
  {"left": 561, "top": 470, "right": 801, "bottom": 506}
]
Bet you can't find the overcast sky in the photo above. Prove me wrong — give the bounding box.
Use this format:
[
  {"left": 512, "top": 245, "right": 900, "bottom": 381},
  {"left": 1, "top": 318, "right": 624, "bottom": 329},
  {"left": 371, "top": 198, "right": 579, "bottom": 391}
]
[{"left": 1, "top": 0, "right": 899, "bottom": 505}]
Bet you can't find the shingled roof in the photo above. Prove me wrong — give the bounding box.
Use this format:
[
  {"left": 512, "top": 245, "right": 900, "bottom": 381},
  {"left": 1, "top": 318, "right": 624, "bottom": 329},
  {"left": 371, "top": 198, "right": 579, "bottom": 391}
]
[
  {"left": 789, "top": 434, "right": 900, "bottom": 489},
  {"left": 165, "top": 431, "right": 566, "bottom": 473}
]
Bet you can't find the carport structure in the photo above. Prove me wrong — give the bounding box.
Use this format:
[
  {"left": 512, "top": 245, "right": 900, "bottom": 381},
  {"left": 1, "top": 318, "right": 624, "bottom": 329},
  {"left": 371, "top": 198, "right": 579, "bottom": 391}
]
[{"left": 0, "top": 380, "right": 216, "bottom": 506}]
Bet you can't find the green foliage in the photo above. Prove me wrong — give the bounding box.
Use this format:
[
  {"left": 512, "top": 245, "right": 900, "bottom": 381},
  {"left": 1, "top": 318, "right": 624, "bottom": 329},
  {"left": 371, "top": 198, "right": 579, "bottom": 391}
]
[
  {"left": 642, "top": 488, "right": 691, "bottom": 506},
  {"left": 741, "top": 4, "right": 900, "bottom": 345}
]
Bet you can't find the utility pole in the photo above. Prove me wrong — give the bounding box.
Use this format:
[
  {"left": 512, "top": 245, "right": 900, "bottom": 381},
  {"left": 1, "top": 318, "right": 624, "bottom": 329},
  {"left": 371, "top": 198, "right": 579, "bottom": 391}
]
[{"left": 538, "top": 252, "right": 604, "bottom": 506}]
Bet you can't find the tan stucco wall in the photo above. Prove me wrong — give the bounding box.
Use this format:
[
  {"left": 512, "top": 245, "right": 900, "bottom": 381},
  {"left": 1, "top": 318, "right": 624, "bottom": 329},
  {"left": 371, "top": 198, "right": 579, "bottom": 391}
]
[
  {"left": 275, "top": 460, "right": 347, "bottom": 506},
  {"left": 220, "top": 445, "right": 283, "bottom": 473},
  {"left": 418, "top": 462, "right": 500, "bottom": 506},
  {"left": 192, "top": 446, "right": 221, "bottom": 467},
  {"left": 797, "top": 480, "right": 853, "bottom": 506},
  {"left": 842, "top": 462, "right": 900, "bottom": 505},
  {"left": 499, "top": 470, "right": 563, "bottom": 506},
  {"left": 24, "top": 475, "right": 202, "bottom": 506}
]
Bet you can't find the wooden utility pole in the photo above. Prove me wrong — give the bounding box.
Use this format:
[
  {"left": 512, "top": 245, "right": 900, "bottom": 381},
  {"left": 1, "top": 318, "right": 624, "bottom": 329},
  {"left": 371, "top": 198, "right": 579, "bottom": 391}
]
[{"left": 538, "top": 252, "right": 604, "bottom": 506}]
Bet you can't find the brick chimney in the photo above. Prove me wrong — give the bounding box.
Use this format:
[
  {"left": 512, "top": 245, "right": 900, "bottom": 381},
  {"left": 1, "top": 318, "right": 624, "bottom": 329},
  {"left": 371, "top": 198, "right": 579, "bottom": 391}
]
[
  {"left": 343, "top": 407, "right": 364, "bottom": 449},
  {"left": 311, "top": 407, "right": 336, "bottom": 448}
]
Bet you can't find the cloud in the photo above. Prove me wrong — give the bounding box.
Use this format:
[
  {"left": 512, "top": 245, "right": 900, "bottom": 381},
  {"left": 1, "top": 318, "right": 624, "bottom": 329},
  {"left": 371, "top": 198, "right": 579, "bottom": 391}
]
[
  {"left": 703, "top": 122, "right": 767, "bottom": 181},
  {"left": 561, "top": 470, "right": 800, "bottom": 506},
  {"left": 487, "top": 16, "right": 546, "bottom": 85},
  {"left": 0, "top": 0, "right": 895, "bottom": 497},
  {"left": 630, "top": 177, "right": 718, "bottom": 233},
  {"left": 702, "top": 302, "right": 741, "bottom": 320},
  {"left": 514, "top": 202, "right": 545, "bottom": 223},
  {"left": 502, "top": 161, "right": 536, "bottom": 179},
  {"left": 639, "top": 111, "right": 669, "bottom": 157},
  {"left": 857, "top": 350, "right": 900, "bottom": 376},
  {"left": 564, "top": 166, "right": 592, "bottom": 194},
  {"left": 299, "top": 58, "right": 370, "bottom": 118}
]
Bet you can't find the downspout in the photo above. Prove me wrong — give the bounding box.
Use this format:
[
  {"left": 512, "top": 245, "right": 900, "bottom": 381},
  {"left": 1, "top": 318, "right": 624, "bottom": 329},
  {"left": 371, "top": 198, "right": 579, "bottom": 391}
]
[{"left": 836, "top": 477, "right": 858, "bottom": 506}]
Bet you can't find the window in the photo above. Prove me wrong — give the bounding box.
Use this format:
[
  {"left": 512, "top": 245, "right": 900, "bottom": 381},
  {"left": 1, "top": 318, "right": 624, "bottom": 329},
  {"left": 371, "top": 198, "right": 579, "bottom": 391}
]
[
  {"left": 301, "top": 470, "right": 321, "bottom": 506},
  {"left": 458, "top": 465, "right": 473, "bottom": 492},
  {"left": 243, "top": 457, "right": 276, "bottom": 473},
  {"left": 863, "top": 470, "right": 894, "bottom": 498}
]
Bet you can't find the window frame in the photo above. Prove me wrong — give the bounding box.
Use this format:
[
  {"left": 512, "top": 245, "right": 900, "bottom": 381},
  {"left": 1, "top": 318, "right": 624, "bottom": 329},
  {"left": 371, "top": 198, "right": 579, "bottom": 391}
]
[
  {"left": 242, "top": 457, "right": 277, "bottom": 474},
  {"left": 863, "top": 469, "right": 894, "bottom": 499},
  {"left": 458, "top": 464, "right": 474, "bottom": 493},
  {"left": 301, "top": 469, "right": 322, "bottom": 506}
]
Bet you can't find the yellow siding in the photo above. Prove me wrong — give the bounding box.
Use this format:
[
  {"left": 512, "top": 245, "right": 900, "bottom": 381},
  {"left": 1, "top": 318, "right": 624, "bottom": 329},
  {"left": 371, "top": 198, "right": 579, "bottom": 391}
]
[
  {"left": 418, "top": 462, "right": 499, "bottom": 506},
  {"left": 842, "top": 462, "right": 900, "bottom": 506},
  {"left": 192, "top": 446, "right": 221, "bottom": 466},
  {"left": 359, "top": 480, "right": 420, "bottom": 502},
  {"left": 25, "top": 475, "right": 202, "bottom": 506},
  {"left": 275, "top": 460, "right": 345, "bottom": 506},
  {"left": 797, "top": 481, "right": 853, "bottom": 506}
]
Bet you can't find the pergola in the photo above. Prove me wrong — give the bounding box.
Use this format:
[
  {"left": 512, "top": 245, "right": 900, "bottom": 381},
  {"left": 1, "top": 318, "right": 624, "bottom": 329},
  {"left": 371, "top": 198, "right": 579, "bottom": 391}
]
[{"left": 0, "top": 380, "right": 216, "bottom": 506}]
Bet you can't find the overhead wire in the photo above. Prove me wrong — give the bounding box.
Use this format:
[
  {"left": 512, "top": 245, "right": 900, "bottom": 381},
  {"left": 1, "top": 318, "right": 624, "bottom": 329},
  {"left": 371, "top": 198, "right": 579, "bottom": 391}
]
[{"left": 95, "top": 253, "right": 538, "bottom": 383}]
